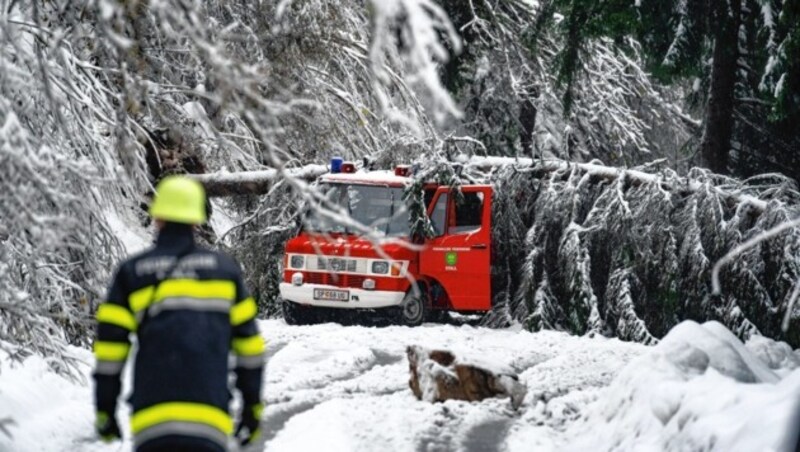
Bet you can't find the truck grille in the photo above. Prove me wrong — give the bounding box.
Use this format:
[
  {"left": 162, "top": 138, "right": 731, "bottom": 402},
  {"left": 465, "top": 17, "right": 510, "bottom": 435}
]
[
  {"left": 347, "top": 276, "right": 366, "bottom": 288},
  {"left": 306, "top": 272, "right": 326, "bottom": 285},
  {"left": 305, "top": 272, "right": 365, "bottom": 288},
  {"left": 316, "top": 257, "right": 358, "bottom": 273}
]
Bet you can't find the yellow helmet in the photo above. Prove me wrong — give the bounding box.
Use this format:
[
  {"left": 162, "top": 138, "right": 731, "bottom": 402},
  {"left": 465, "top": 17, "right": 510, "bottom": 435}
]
[{"left": 149, "top": 176, "right": 207, "bottom": 225}]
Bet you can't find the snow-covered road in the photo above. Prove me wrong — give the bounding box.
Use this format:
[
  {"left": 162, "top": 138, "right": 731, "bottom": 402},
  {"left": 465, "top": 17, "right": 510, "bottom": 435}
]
[
  {"left": 260, "top": 320, "right": 644, "bottom": 452},
  {"left": 2, "top": 319, "right": 799, "bottom": 452},
  {"left": 0, "top": 320, "right": 645, "bottom": 452}
]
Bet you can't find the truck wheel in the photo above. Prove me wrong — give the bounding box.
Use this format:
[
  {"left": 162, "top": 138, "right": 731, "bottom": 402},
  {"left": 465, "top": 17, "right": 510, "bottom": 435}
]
[
  {"left": 282, "top": 298, "right": 317, "bottom": 325},
  {"left": 397, "top": 291, "right": 426, "bottom": 327}
]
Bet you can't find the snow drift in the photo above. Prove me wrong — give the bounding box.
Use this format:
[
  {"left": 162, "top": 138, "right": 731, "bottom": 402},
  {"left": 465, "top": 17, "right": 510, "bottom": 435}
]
[{"left": 563, "top": 320, "right": 800, "bottom": 452}]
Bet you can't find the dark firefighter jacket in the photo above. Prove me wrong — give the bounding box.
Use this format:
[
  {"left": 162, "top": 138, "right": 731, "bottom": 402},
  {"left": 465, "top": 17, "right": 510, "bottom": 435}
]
[{"left": 93, "top": 223, "right": 265, "bottom": 451}]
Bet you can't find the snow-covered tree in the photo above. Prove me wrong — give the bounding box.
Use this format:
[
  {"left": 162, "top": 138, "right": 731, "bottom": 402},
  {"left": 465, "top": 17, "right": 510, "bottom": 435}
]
[
  {"left": 2, "top": 0, "right": 799, "bottom": 361},
  {"left": 0, "top": 3, "right": 124, "bottom": 372},
  {"left": 436, "top": 0, "right": 695, "bottom": 167},
  {"left": 455, "top": 157, "right": 800, "bottom": 347},
  {"left": 0, "top": 0, "right": 464, "bottom": 358},
  {"left": 554, "top": 0, "right": 799, "bottom": 179}
]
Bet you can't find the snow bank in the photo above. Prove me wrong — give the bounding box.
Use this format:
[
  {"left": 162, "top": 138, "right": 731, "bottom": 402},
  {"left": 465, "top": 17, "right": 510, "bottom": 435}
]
[
  {"left": 563, "top": 321, "right": 800, "bottom": 452},
  {"left": 0, "top": 344, "right": 128, "bottom": 452},
  {"left": 746, "top": 335, "right": 800, "bottom": 377}
]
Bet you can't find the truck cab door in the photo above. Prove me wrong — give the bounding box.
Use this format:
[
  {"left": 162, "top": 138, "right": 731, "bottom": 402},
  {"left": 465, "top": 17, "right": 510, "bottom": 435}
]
[{"left": 420, "top": 185, "right": 492, "bottom": 311}]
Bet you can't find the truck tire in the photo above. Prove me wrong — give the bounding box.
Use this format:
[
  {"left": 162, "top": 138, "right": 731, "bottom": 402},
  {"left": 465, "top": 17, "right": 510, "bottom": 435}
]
[
  {"left": 397, "top": 291, "right": 426, "bottom": 327},
  {"left": 282, "top": 298, "right": 318, "bottom": 325}
]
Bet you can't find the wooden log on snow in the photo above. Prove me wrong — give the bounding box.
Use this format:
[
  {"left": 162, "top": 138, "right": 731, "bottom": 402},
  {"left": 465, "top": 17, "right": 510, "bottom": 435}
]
[
  {"left": 406, "top": 346, "right": 526, "bottom": 409},
  {"left": 189, "top": 164, "right": 328, "bottom": 197}
]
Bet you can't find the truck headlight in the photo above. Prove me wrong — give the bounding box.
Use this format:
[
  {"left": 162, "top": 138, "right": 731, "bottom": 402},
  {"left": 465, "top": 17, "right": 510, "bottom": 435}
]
[
  {"left": 371, "top": 261, "right": 389, "bottom": 274},
  {"left": 291, "top": 272, "right": 304, "bottom": 286},
  {"left": 290, "top": 255, "right": 305, "bottom": 269},
  {"left": 363, "top": 278, "right": 376, "bottom": 290}
]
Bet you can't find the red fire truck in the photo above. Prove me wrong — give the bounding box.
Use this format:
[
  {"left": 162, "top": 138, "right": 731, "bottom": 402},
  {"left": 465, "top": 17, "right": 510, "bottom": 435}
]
[{"left": 278, "top": 161, "right": 493, "bottom": 326}]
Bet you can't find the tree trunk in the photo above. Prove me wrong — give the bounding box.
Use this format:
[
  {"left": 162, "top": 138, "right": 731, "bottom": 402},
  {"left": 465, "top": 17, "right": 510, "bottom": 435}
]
[
  {"left": 519, "top": 87, "right": 539, "bottom": 159},
  {"left": 701, "top": 0, "right": 741, "bottom": 174},
  {"left": 191, "top": 164, "right": 328, "bottom": 197}
]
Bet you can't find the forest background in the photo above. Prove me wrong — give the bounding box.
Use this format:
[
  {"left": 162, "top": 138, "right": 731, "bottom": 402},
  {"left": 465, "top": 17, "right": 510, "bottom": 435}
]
[{"left": 1, "top": 0, "right": 799, "bottom": 368}]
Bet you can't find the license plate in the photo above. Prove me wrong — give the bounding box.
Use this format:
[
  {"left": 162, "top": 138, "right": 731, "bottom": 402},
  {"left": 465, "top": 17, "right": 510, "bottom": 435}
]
[{"left": 313, "top": 288, "right": 349, "bottom": 302}]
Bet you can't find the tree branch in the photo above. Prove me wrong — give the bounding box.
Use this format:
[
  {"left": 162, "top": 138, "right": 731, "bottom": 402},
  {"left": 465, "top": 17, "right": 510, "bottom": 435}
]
[{"left": 190, "top": 164, "right": 328, "bottom": 197}]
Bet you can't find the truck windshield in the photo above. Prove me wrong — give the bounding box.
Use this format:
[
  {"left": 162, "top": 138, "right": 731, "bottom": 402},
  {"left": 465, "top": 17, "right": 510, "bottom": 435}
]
[{"left": 304, "top": 183, "right": 410, "bottom": 237}]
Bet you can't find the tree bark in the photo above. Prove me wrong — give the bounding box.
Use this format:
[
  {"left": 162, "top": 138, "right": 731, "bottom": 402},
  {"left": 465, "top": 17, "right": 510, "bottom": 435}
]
[
  {"left": 701, "top": 0, "right": 741, "bottom": 174},
  {"left": 519, "top": 87, "right": 539, "bottom": 159}
]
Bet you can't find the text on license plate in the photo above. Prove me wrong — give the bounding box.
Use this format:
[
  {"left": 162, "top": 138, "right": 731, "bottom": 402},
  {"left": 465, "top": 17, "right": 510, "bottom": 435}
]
[{"left": 313, "top": 289, "right": 349, "bottom": 301}]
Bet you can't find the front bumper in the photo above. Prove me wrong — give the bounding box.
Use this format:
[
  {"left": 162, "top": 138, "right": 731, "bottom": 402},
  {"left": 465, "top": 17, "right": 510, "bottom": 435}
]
[{"left": 279, "top": 282, "right": 405, "bottom": 309}]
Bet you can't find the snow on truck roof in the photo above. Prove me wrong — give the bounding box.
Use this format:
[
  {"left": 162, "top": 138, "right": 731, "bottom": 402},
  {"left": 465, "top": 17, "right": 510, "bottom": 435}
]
[{"left": 320, "top": 170, "right": 412, "bottom": 186}]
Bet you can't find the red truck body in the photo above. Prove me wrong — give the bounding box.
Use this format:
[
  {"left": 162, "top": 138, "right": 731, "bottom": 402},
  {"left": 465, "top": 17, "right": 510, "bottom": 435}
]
[{"left": 279, "top": 165, "right": 492, "bottom": 323}]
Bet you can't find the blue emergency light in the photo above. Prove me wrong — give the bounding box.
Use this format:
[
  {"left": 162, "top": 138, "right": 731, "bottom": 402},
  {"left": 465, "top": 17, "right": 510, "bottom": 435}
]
[{"left": 331, "top": 157, "right": 344, "bottom": 173}]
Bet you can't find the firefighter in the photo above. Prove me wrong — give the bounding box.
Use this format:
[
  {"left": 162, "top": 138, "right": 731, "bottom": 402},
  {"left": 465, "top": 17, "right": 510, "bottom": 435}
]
[{"left": 93, "top": 176, "right": 265, "bottom": 451}]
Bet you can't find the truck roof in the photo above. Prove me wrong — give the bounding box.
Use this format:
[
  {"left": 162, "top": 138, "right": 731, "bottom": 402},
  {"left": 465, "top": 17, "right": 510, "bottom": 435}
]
[{"left": 320, "top": 170, "right": 411, "bottom": 187}]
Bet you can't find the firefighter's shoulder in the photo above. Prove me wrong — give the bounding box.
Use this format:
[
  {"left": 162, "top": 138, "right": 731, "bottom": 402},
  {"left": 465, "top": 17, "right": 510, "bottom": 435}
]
[
  {"left": 123, "top": 245, "right": 173, "bottom": 279},
  {"left": 188, "top": 245, "right": 244, "bottom": 280}
]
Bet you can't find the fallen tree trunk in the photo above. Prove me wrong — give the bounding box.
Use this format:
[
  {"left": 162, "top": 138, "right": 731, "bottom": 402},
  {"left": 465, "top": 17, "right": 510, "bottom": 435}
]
[
  {"left": 190, "top": 164, "right": 328, "bottom": 197},
  {"left": 458, "top": 155, "right": 768, "bottom": 213},
  {"left": 192, "top": 156, "right": 770, "bottom": 215}
]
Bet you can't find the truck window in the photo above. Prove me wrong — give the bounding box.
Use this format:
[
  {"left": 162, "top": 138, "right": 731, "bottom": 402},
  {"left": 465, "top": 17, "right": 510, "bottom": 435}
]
[
  {"left": 430, "top": 194, "right": 448, "bottom": 236},
  {"left": 449, "top": 192, "right": 484, "bottom": 234},
  {"left": 424, "top": 188, "right": 437, "bottom": 210},
  {"left": 304, "top": 183, "right": 410, "bottom": 237}
]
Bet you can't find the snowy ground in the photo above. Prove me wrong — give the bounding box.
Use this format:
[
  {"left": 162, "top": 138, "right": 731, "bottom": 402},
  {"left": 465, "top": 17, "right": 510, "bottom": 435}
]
[{"left": 2, "top": 319, "right": 799, "bottom": 452}]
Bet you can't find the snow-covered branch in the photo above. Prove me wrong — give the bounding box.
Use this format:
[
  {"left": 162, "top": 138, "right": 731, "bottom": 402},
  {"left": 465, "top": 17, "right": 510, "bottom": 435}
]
[
  {"left": 191, "top": 164, "right": 328, "bottom": 197},
  {"left": 449, "top": 154, "right": 800, "bottom": 346},
  {"left": 712, "top": 216, "right": 800, "bottom": 294},
  {"left": 460, "top": 155, "right": 769, "bottom": 212}
]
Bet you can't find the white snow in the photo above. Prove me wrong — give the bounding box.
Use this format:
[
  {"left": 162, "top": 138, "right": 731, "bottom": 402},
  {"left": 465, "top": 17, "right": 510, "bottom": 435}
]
[
  {"left": 321, "top": 170, "right": 411, "bottom": 186},
  {"left": 518, "top": 0, "right": 539, "bottom": 13},
  {"left": 262, "top": 321, "right": 643, "bottom": 451},
  {"left": 746, "top": 335, "right": 800, "bottom": 377},
  {"left": 0, "top": 320, "right": 798, "bottom": 451},
  {"left": 0, "top": 344, "right": 127, "bottom": 452},
  {"left": 193, "top": 164, "right": 329, "bottom": 185},
  {"left": 557, "top": 321, "right": 800, "bottom": 452},
  {"left": 775, "top": 73, "right": 787, "bottom": 98},
  {"left": 209, "top": 198, "right": 239, "bottom": 240},
  {"left": 474, "top": 56, "right": 491, "bottom": 81},
  {"left": 182, "top": 101, "right": 214, "bottom": 139},
  {"left": 103, "top": 209, "right": 151, "bottom": 255}
]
